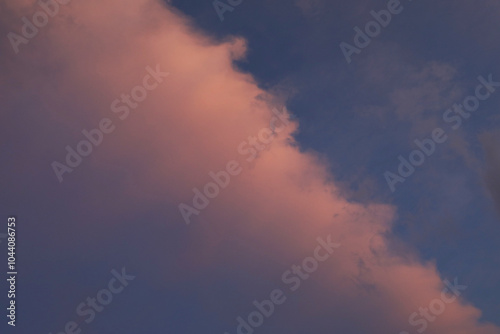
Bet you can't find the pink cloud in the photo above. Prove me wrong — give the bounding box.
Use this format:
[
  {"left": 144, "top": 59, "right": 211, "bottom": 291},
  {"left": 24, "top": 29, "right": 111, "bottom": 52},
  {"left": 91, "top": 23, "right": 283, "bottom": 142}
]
[{"left": 1, "top": 0, "right": 498, "bottom": 333}]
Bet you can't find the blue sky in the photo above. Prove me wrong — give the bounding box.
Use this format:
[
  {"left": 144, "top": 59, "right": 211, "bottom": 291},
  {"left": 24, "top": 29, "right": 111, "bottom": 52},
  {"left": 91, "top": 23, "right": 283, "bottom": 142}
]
[{"left": 170, "top": 0, "right": 500, "bottom": 322}]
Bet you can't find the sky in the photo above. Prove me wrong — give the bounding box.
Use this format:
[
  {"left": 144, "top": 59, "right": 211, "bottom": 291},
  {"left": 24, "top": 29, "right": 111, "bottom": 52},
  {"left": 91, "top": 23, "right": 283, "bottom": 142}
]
[{"left": 1, "top": 0, "right": 499, "bottom": 333}]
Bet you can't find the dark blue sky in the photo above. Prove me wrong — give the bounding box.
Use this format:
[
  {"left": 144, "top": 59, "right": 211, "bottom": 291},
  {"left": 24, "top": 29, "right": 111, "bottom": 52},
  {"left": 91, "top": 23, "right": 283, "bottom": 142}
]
[{"left": 169, "top": 0, "right": 500, "bottom": 323}]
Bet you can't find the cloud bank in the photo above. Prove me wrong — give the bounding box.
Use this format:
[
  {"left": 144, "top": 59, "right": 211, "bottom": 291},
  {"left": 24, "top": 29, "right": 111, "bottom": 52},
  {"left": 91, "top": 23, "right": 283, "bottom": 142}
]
[{"left": 1, "top": 0, "right": 499, "bottom": 333}]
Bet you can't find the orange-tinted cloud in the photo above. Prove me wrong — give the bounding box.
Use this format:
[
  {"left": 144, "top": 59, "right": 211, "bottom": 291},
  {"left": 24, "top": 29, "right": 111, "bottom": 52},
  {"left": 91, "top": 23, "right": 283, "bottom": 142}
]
[{"left": 1, "top": 0, "right": 499, "bottom": 333}]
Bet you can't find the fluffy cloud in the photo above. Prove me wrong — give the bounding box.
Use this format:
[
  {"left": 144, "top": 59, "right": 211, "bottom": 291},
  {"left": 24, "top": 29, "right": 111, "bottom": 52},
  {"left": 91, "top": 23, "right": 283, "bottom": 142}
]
[{"left": 1, "top": 1, "right": 499, "bottom": 333}]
